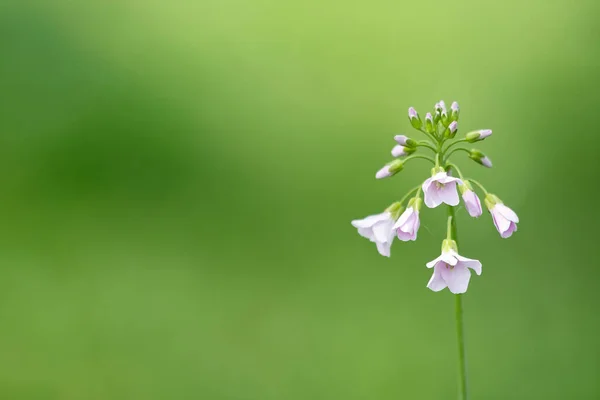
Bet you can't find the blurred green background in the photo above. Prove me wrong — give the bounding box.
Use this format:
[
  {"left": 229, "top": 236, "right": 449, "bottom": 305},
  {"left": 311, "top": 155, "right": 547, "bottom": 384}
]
[{"left": 0, "top": 0, "right": 599, "bottom": 399}]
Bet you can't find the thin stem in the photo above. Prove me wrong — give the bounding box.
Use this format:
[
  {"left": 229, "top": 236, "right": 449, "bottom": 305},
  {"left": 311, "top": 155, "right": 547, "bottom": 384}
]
[
  {"left": 398, "top": 186, "right": 420, "bottom": 205},
  {"left": 417, "top": 141, "right": 438, "bottom": 152},
  {"left": 403, "top": 154, "right": 436, "bottom": 165},
  {"left": 446, "top": 163, "right": 465, "bottom": 181},
  {"left": 443, "top": 138, "right": 468, "bottom": 154},
  {"left": 446, "top": 215, "right": 453, "bottom": 240},
  {"left": 468, "top": 179, "right": 489, "bottom": 195},
  {"left": 444, "top": 147, "right": 470, "bottom": 163},
  {"left": 447, "top": 205, "right": 468, "bottom": 400},
  {"left": 417, "top": 128, "right": 438, "bottom": 143}
]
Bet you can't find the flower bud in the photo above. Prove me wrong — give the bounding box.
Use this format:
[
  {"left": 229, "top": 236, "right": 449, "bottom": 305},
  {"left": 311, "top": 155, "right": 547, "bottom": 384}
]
[
  {"left": 394, "top": 135, "right": 417, "bottom": 148},
  {"left": 424, "top": 113, "right": 434, "bottom": 134},
  {"left": 441, "top": 110, "right": 449, "bottom": 127},
  {"left": 465, "top": 129, "right": 492, "bottom": 143},
  {"left": 435, "top": 101, "right": 447, "bottom": 114},
  {"left": 408, "top": 107, "right": 422, "bottom": 129},
  {"left": 391, "top": 145, "right": 416, "bottom": 157},
  {"left": 376, "top": 159, "right": 404, "bottom": 179},
  {"left": 444, "top": 121, "right": 458, "bottom": 138},
  {"left": 450, "top": 101, "right": 459, "bottom": 121},
  {"left": 469, "top": 149, "right": 493, "bottom": 168}
]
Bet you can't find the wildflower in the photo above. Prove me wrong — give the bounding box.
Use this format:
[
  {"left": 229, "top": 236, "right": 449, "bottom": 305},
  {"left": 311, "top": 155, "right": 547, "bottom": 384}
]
[
  {"left": 351, "top": 211, "right": 397, "bottom": 257},
  {"left": 459, "top": 182, "right": 482, "bottom": 218},
  {"left": 485, "top": 194, "right": 519, "bottom": 238},
  {"left": 393, "top": 198, "right": 422, "bottom": 241},
  {"left": 422, "top": 169, "right": 462, "bottom": 208},
  {"left": 426, "top": 239, "right": 482, "bottom": 294}
]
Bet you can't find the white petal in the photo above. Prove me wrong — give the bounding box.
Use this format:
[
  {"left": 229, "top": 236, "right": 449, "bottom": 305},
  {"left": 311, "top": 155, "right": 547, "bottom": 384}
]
[
  {"left": 456, "top": 255, "right": 482, "bottom": 276},
  {"left": 351, "top": 213, "right": 389, "bottom": 229},
  {"left": 393, "top": 207, "right": 414, "bottom": 230},
  {"left": 438, "top": 182, "right": 460, "bottom": 206},
  {"left": 492, "top": 208, "right": 511, "bottom": 233},
  {"left": 426, "top": 255, "right": 444, "bottom": 269},
  {"left": 357, "top": 227, "right": 375, "bottom": 241},
  {"left": 372, "top": 220, "right": 393, "bottom": 243},
  {"left": 441, "top": 265, "right": 471, "bottom": 294},
  {"left": 427, "top": 268, "right": 447, "bottom": 292},
  {"left": 376, "top": 241, "right": 392, "bottom": 257},
  {"left": 496, "top": 204, "right": 519, "bottom": 223},
  {"left": 424, "top": 186, "right": 442, "bottom": 208}
]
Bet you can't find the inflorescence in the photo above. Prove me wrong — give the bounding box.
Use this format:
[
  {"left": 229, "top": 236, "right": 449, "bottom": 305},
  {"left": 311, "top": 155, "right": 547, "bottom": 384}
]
[{"left": 351, "top": 100, "right": 519, "bottom": 294}]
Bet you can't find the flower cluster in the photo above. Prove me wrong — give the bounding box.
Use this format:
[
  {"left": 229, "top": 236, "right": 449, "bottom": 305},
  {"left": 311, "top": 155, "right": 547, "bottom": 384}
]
[{"left": 351, "top": 100, "right": 519, "bottom": 294}]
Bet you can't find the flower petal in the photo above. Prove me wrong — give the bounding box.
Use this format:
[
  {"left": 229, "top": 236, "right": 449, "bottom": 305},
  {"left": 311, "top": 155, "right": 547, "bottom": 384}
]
[
  {"left": 427, "top": 267, "right": 447, "bottom": 292},
  {"left": 372, "top": 220, "right": 393, "bottom": 243},
  {"left": 438, "top": 182, "right": 460, "bottom": 206},
  {"left": 376, "top": 241, "right": 392, "bottom": 257},
  {"left": 351, "top": 213, "right": 389, "bottom": 229},
  {"left": 456, "top": 255, "right": 482, "bottom": 275},
  {"left": 496, "top": 204, "right": 519, "bottom": 223},
  {"left": 393, "top": 207, "right": 414, "bottom": 230},
  {"left": 424, "top": 185, "right": 443, "bottom": 208},
  {"left": 441, "top": 265, "right": 472, "bottom": 294}
]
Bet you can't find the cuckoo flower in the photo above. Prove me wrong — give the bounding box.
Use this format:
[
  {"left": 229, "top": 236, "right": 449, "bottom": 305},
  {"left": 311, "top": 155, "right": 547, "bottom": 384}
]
[
  {"left": 459, "top": 182, "right": 482, "bottom": 218},
  {"left": 393, "top": 198, "right": 422, "bottom": 241},
  {"left": 351, "top": 203, "right": 403, "bottom": 257},
  {"left": 422, "top": 169, "right": 462, "bottom": 208},
  {"left": 485, "top": 194, "right": 519, "bottom": 238},
  {"left": 426, "top": 240, "right": 482, "bottom": 294}
]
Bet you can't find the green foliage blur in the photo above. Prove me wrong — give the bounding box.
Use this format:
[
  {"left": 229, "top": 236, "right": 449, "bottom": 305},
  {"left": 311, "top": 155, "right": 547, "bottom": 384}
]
[{"left": 1, "top": 1, "right": 599, "bottom": 399}]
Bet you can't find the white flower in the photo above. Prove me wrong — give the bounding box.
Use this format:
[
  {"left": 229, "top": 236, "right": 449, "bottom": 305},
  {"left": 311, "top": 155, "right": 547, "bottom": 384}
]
[
  {"left": 351, "top": 212, "right": 396, "bottom": 257},
  {"left": 422, "top": 170, "right": 463, "bottom": 208},
  {"left": 426, "top": 240, "right": 482, "bottom": 294},
  {"left": 485, "top": 194, "right": 519, "bottom": 238},
  {"left": 393, "top": 198, "right": 422, "bottom": 241},
  {"left": 460, "top": 185, "right": 482, "bottom": 218}
]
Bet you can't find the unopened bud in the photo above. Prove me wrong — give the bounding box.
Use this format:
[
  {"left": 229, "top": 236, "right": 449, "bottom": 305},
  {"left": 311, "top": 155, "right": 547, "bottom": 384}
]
[
  {"left": 391, "top": 145, "right": 415, "bottom": 157},
  {"left": 450, "top": 101, "right": 459, "bottom": 121},
  {"left": 425, "top": 113, "right": 434, "bottom": 133},
  {"left": 385, "top": 201, "right": 405, "bottom": 219},
  {"left": 441, "top": 110, "right": 449, "bottom": 126},
  {"left": 408, "top": 107, "right": 422, "bottom": 129},
  {"left": 376, "top": 159, "right": 404, "bottom": 179},
  {"left": 465, "top": 129, "right": 493, "bottom": 143},
  {"left": 469, "top": 149, "right": 493, "bottom": 168},
  {"left": 444, "top": 121, "right": 458, "bottom": 138},
  {"left": 394, "top": 135, "right": 417, "bottom": 148}
]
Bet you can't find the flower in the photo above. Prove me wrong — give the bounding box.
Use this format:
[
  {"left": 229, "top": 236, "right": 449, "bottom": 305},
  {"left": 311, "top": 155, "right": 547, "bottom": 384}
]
[
  {"left": 351, "top": 212, "right": 397, "bottom": 257},
  {"left": 393, "top": 198, "right": 422, "bottom": 241},
  {"left": 426, "top": 240, "right": 482, "bottom": 294},
  {"left": 422, "top": 169, "right": 463, "bottom": 208},
  {"left": 485, "top": 194, "right": 519, "bottom": 238},
  {"left": 459, "top": 183, "right": 482, "bottom": 218}
]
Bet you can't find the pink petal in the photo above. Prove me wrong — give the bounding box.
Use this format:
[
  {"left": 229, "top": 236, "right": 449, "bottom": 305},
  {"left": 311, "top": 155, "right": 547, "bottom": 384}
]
[
  {"left": 438, "top": 182, "right": 460, "bottom": 206},
  {"left": 456, "top": 255, "right": 482, "bottom": 275},
  {"left": 496, "top": 204, "right": 519, "bottom": 223},
  {"left": 376, "top": 241, "right": 391, "bottom": 257},
  {"left": 427, "top": 267, "right": 447, "bottom": 292}
]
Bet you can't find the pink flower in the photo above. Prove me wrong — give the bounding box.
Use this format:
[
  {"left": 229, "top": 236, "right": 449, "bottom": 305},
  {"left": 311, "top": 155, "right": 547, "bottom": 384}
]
[
  {"left": 460, "top": 186, "right": 482, "bottom": 218},
  {"left": 485, "top": 194, "right": 519, "bottom": 238},
  {"left": 426, "top": 240, "right": 482, "bottom": 294},
  {"left": 422, "top": 170, "right": 463, "bottom": 208},
  {"left": 393, "top": 198, "right": 422, "bottom": 241},
  {"left": 351, "top": 212, "right": 396, "bottom": 257}
]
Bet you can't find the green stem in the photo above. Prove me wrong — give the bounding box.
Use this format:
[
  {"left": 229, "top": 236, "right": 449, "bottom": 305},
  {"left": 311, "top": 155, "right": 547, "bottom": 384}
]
[
  {"left": 444, "top": 147, "right": 470, "bottom": 163},
  {"left": 418, "top": 128, "right": 438, "bottom": 143},
  {"left": 447, "top": 205, "right": 468, "bottom": 400},
  {"left": 417, "top": 141, "right": 438, "bottom": 152},
  {"left": 397, "top": 186, "right": 420, "bottom": 205},
  {"left": 443, "top": 138, "right": 468, "bottom": 153},
  {"left": 403, "top": 154, "right": 436, "bottom": 165},
  {"left": 468, "top": 179, "right": 489, "bottom": 195}
]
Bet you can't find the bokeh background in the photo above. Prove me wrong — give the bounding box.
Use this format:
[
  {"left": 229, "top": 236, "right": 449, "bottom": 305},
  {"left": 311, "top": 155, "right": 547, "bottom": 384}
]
[{"left": 1, "top": 1, "right": 599, "bottom": 399}]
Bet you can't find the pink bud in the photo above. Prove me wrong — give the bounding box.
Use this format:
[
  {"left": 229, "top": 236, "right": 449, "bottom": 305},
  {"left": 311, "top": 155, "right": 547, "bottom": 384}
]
[
  {"left": 479, "top": 129, "right": 492, "bottom": 139},
  {"left": 376, "top": 165, "right": 392, "bottom": 179},
  {"left": 394, "top": 135, "right": 409, "bottom": 146}
]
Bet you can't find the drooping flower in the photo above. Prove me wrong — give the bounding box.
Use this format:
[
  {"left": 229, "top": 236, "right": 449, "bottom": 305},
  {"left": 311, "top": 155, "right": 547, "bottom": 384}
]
[
  {"left": 485, "top": 194, "right": 519, "bottom": 238},
  {"left": 459, "top": 182, "right": 482, "bottom": 218},
  {"left": 426, "top": 239, "right": 482, "bottom": 294},
  {"left": 351, "top": 209, "right": 398, "bottom": 257},
  {"left": 393, "top": 198, "right": 422, "bottom": 241},
  {"left": 422, "top": 169, "right": 463, "bottom": 208}
]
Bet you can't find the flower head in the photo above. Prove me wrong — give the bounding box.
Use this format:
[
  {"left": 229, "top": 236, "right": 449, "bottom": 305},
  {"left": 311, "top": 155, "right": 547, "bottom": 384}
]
[
  {"left": 393, "top": 198, "right": 422, "bottom": 241},
  {"left": 351, "top": 211, "right": 397, "bottom": 257},
  {"left": 422, "top": 169, "right": 463, "bottom": 208},
  {"left": 426, "top": 239, "right": 482, "bottom": 294},
  {"left": 459, "top": 182, "right": 482, "bottom": 218},
  {"left": 485, "top": 194, "right": 519, "bottom": 238}
]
